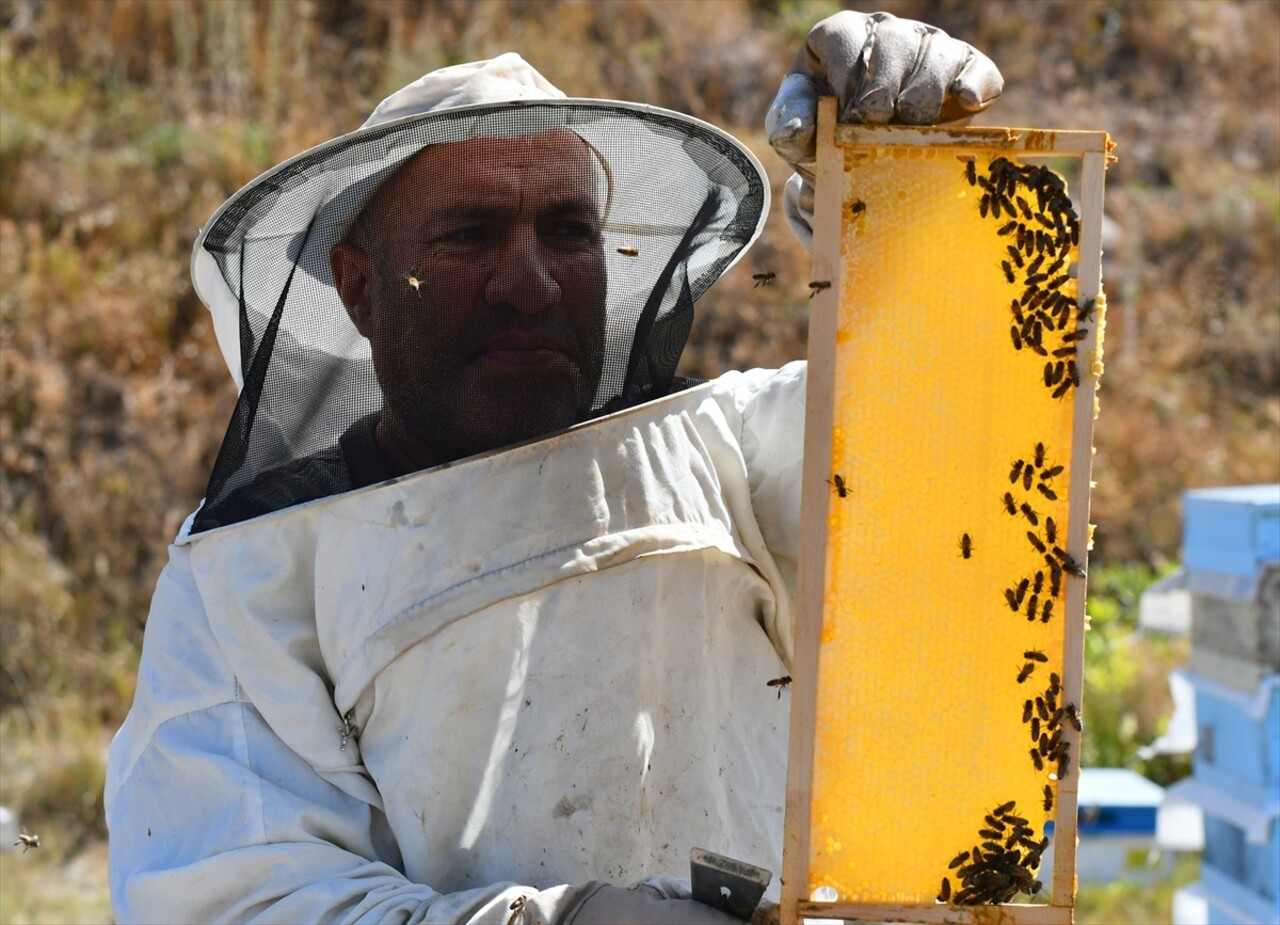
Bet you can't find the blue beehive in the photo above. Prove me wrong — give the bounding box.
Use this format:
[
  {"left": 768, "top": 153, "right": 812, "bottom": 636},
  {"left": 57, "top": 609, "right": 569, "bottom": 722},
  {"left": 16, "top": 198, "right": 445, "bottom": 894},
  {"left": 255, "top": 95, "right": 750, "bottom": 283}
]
[{"left": 1172, "top": 485, "right": 1280, "bottom": 925}]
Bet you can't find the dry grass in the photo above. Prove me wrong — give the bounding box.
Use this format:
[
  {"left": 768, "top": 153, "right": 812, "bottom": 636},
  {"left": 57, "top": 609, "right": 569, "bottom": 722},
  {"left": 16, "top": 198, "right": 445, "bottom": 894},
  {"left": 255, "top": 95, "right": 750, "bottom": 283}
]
[{"left": 0, "top": 0, "right": 1277, "bottom": 918}]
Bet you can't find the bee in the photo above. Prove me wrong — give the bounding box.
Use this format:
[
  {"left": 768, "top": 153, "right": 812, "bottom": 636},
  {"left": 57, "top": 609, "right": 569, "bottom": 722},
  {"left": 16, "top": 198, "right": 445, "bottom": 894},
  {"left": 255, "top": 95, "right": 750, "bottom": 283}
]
[
  {"left": 1004, "top": 588, "right": 1020, "bottom": 612},
  {"left": 1016, "top": 577, "right": 1030, "bottom": 603},
  {"left": 1017, "top": 662, "right": 1035, "bottom": 683},
  {"left": 994, "top": 799, "right": 1017, "bottom": 817},
  {"left": 1030, "top": 716, "right": 1041, "bottom": 741},
  {"left": 1043, "top": 361, "right": 1059, "bottom": 388},
  {"left": 829, "top": 473, "right": 849, "bottom": 497},
  {"left": 1036, "top": 696, "right": 1049, "bottom": 721},
  {"left": 1051, "top": 375, "right": 1073, "bottom": 400},
  {"left": 997, "top": 220, "right": 1018, "bottom": 236},
  {"left": 1023, "top": 465, "right": 1034, "bottom": 491},
  {"left": 1030, "top": 749, "right": 1044, "bottom": 771},
  {"left": 1022, "top": 699, "right": 1034, "bottom": 723},
  {"left": 949, "top": 849, "right": 971, "bottom": 869},
  {"left": 14, "top": 831, "right": 39, "bottom": 852},
  {"left": 1032, "top": 571, "right": 1045, "bottom": 595},
  {"left": 767, "top": 675, "right": 792, "bottom": 699},
  {"left": 508, "top": 895, "right": 530, "bottom": 925},
  {"left": 808, "top": 280, "right": 831, "bottom": 298},
  {"left": 1010, "top": 325, "right": 1023, "bottom": 351},
  {"left": 1040, "top": 599, "right": 1055, "bottom": 622},
  {"left": 1057, "top": 751, "right": 1072, "bottom": 777},
  {"left": 1003, "top": 492, "right": 1018, "bottom": 515},
  {"left": 1001, "top": 260, "right": 1016, "bottom": 284},
  {"left": 1025, "top": 592, "right": 1039, "bottom": 621},
  {"left": 1017, "top": 196, "right": 1033, "bottom": 220},
  {"left": 1065, "top": 703, "right": 1083, "bottom": 731},
  {"left": 1010, "top": 460, "right": 1025, "bottom": 484},
  {"left": 1020, "top": 502, "right": 1039, "bottom": 526},
  {"left": 1077, "top": 297, "right": 1097, "bottom": 323},
  {"left": 959, "top": 533, "right": 974, "bottom": 559},
  {"left": 850, "top": 199, "right": 866, "bottom": 215},
  {"left": 1068, "top": 359, "right": 1081, "bottom": 387},
  {"left": 339, "top": 709, "right": 360, "bottom": 752},
  {"left": 616, "top": 246, "right": 640, "bottom": 257},
  {"left": 405, "top": 265, "right": 425, "bottom": 296},
  {"left": 938, "top": 877, "right": 952, "bottom": 903},
  {"left": 1044, "top": 517, "right": 1058, "bottom": 545},
  {"left": 1045, "top": 254, "right": 1066, "bottom": 277},
  {"left": 1037, "top": 483, "right": 1059, "bottom": 501},
  {"left": 1045, "top": 274, "right": 1069, "bottom": 291},
  {"left": 965, "top": 159, "right": 977, "bottom": 186},
  {"left": 978, "top": 827, "right": 1003, "bottom": 840},
  {"left": 1027, "top": 531, "right": 1047, "bottom": 554},
  {"left": 1055, "top": 548, "right": 1087, "bottom": 578},
  {"left": 752, "top": 272, "right": 776, "bottom": 287},
  {"left": 977, "top": 174, "right": 996, "bottom": 193},
  {"left": 1024, "top": 272, "right": 1048, "bottom": 288},
  {"left": 1049, "top": 672, "right": 1062, "bottom": 694},
  {"left": 980, "top": 194, "right": 990, "bottom": 218},
  {"left": 1052, "top": 344, "right": 1078, "bottom": 358},
  {"left": 1049, "top": 567, "right": 1062, "bottom": 598},
  {"left": 1024, "top": 649, "right": 1048, "bottom": 663},
  {"left": 1027, "top": 254, "right": 1046, "bottom": 277},
  {"left": 1038, "top": 732, "right": 1051, "bottom": 754},
  {"left": 1043, "top": 784, "right": 1054, "bottom": 812}
]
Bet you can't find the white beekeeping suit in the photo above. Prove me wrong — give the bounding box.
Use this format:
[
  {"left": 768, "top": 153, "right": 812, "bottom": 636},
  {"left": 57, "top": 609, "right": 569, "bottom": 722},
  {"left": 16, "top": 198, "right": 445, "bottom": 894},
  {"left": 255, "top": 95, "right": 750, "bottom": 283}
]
[
  {"left": 107, "top": 15, "right": 999, "bottom": 923},
  {"left": 108, "top": 359, "right": 806, "bottom": 923}
]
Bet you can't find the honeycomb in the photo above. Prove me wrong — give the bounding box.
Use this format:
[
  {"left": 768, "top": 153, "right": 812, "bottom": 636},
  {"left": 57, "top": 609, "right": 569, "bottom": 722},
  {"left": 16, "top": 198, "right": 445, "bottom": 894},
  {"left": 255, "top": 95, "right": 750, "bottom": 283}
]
[{"left": 802, "top": 140, "right": 1106, "bottom": 908}]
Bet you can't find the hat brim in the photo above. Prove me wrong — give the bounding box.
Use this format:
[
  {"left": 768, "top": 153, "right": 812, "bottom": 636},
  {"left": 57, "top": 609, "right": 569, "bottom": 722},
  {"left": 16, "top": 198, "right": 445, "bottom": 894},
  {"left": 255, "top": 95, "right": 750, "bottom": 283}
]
[{"left": 192, "top": 99, "right": 770, "bottom": 389}]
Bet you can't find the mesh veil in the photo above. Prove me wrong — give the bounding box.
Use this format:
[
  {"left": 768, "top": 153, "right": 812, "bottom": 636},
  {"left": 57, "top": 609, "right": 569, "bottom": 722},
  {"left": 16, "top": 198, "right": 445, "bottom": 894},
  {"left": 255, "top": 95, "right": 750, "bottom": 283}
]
[{"left": 190, "top": 101, "right": 767, "bottom": 533}]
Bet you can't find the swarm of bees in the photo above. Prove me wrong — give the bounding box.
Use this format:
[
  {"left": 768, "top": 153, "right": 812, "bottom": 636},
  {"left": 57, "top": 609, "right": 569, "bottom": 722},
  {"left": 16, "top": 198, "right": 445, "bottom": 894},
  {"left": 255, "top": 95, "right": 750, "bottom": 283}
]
[
  {"left": 967, "top": 156, "right": 1092, "bottom": 398},
  {"left": 938, "top": 800, "right": 1046, "bottom": 905},
  {"left": 999, "top": 442, "right": 1085, "bottom": 623},
  {"left": 1023, "top": 671, "right": 1079, "bottom": 780}
]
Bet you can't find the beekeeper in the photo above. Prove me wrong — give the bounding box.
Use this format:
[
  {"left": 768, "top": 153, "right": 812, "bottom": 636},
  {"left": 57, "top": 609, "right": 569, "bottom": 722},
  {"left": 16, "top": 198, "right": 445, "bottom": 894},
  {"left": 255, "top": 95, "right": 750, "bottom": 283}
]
[{"left": 106, "top": 12, "right": 1001, "bottom": 924}]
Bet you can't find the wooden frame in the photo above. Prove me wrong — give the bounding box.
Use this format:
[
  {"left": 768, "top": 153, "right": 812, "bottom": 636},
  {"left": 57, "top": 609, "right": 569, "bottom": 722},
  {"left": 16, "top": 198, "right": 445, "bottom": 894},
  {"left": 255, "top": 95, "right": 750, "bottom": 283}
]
[{"left": 781, "top": 99, "right": 1110, "bottom": 925}]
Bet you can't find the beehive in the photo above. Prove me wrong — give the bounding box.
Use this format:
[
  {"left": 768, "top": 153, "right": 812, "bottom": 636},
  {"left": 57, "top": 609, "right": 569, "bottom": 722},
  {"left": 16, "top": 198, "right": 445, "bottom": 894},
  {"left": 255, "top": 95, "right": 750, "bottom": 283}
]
[{"left": 782, "top": 101, "right": 1112, "bottom": 924}]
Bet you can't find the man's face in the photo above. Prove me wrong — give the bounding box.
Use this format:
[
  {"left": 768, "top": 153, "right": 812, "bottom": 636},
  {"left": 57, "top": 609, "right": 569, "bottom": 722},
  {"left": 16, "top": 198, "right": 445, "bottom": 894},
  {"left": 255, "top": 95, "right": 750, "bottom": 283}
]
[{"left": 333, "top": 129, "right": 608, "bottom": 471}]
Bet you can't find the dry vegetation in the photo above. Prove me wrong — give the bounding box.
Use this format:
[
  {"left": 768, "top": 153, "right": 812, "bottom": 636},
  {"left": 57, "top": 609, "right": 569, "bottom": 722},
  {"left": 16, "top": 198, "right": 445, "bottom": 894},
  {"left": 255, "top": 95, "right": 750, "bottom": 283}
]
[{"left": 0, "top": 1, "right": 1277, "bottom": 921}]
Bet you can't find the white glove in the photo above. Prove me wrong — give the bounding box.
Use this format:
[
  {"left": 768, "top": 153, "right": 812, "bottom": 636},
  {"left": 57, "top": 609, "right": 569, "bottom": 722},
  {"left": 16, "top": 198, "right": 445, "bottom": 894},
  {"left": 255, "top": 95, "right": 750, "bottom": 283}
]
[{"left": 766, "top": 10, "right": 1003, "bottom": 249}]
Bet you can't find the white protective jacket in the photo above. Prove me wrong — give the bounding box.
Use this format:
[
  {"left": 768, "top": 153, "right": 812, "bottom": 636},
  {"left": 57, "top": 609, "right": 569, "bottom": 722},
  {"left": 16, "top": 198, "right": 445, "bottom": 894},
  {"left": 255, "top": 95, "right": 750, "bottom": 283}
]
[{"left": 106, "top": 361, "right": 807, "bottom": 924}]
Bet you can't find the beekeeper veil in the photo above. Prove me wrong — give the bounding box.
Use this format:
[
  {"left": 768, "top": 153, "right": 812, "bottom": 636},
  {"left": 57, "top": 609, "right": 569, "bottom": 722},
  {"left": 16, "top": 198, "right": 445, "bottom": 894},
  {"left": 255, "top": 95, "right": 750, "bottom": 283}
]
[{"left": 188, "top": 54, "right": 768, "bottom": 534}]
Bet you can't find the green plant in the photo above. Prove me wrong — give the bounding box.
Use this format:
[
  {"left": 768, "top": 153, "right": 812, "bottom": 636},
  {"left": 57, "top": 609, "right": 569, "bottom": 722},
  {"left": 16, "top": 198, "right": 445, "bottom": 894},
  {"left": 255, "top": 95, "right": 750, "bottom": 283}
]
[{"left": 1082, "top": 562, "right": 1192, "bottom": 787}]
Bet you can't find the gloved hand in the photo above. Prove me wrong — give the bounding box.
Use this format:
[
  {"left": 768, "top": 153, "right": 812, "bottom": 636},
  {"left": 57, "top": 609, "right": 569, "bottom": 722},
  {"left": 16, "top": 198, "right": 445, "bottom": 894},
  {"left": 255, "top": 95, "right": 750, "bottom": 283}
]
[{"left": 765, "top": 10, "right": 1003, "bottom": 249}]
